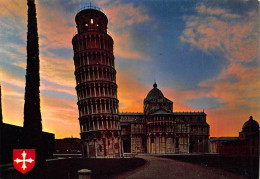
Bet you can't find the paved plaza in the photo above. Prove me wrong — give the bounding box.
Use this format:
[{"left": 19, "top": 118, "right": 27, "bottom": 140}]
[{"left": 119, "top": 155, "right": 246, "bottom": 179}]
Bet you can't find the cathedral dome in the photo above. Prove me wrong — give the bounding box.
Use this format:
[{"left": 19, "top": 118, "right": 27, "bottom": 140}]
[
  {"left": 145, "top": 83, "right": 164, "bottom": 101},
  {"left": 242, "top": 116, "right": 259, "bottom": 130}
]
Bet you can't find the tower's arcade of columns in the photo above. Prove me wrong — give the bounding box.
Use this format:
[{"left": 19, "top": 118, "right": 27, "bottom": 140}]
[{"left": 72, "top": 8, "right": 122, "bottom": 158}]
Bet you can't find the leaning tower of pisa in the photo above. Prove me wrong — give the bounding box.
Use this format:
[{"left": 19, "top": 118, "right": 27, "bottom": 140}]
[{"left": 72, "top": 7, "right": 122, "bottom": 158}]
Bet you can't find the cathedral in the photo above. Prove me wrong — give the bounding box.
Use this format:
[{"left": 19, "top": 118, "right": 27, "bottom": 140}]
[
  {"left": 72, "top": 7, "right": 209, "bottom": 158},
  {"left": 119, "top": 83, "right": 209, "bottom": 154}
]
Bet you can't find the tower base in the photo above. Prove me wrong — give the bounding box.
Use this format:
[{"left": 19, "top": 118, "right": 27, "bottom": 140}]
[{"left": 81, "top": 130, "right": 123, "bottom": 158}]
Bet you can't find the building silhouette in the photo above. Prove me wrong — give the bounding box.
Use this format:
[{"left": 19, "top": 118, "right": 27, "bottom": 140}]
[
  {"left": 210, "top": 116, "right": 259, "bottom": 157},
  {"left": 0, "top": 84, "right": 2, "bottom": 125},
  {"left": 120, "top": 83, "right": 209, "bottom": 154},
  {"left": 72, "top": 7, "right": 122, "bottom": 158},
  {"left": 54, "top": 138, "right": 81, "bottom": 154},
  {"left": 209, "top": 116, "right": 259, "bottom": 179}
]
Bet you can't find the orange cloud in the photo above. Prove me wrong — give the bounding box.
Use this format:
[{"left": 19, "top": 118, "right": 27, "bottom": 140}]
[
  {"left": 0, "top": 0, "right": 27, "bottom": 21},
  {"left": 118, "top": 76, "right": 204, "bottom": 114},
  {"left": 41, "top": 96, "right": 79, "bottom": 138},
  {"left": 104, "top": 1, "right": 150, "bottom": 28},
  {"left": 37, "top": 2, "right": 75, "bottom": 49},
  {"left": 181, "top": 4, "right": 258, "bottom": 63},
  {"left": 196, "top": 5, "right": 233, "bottom": 16},
  {"left": 1, "top": 85, "right": 24, "bottom": 127},
  {"left": 2, "top": 1, "right": 258, "bottom": 139},
  {"left": 117, "top": 70, "right": 149, "bottom": 112},
  {"left": 200, "top": 63, "right": 260, "bottom": 110},
  {"left": 0, "top": 67, "right": 25, "bottom": 88},
  {"left": 96, "top": 0, "right": 151, "bottom": 59},
  {"left": 35, "top": 0, "right": 152, "bottom": 60},
  {"left": 180, "top": 3, "right": 260, "bottom": 136},
  {"left": 163, "top": 87, "right": 200, "bottom": 112},
  {"left": 40, "top": 55, "right": 75, "bottom": 88},
  {"left": 1, "top": 80, "right": 79, "bottom": 138},
  {"left": 111, "top": 32, "right": 146, "bottom": 59},
  {"left": 207, "top": 107, "right": 259, "bottom": 137},
  {"left": 0, "top": 45, "right": 26, "bottom": 64}
]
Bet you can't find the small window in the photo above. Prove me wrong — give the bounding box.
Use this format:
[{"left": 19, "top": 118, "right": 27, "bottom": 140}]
[
  {"left": 91, "top": 19, "right": 94, "bottom": 24},
  {"left": 142, "top": 137, "right": 146, "bottom": 148},
  {"left": 176, "top": 138, "right": 179, "bottom": 148},
  {"left": 199, "top": 137, "right": 202, "bottom": 142}
]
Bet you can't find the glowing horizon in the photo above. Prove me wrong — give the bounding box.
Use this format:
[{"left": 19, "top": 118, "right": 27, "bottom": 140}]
[{"left": 0, "top": 0, "right": 259, "bottom": 139}]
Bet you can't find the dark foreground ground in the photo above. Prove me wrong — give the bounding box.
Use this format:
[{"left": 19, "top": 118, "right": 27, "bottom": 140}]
[
  {"left": 0, "top": 157, "right": 146, "bottom": 179},
  {"left": 1, "top": 154, "right": 258, "bottom": 179},
  {"left": 160, "top": 154, "right": 259, "bottom": 179},
  {"left": 119, "top": 155, "right": 246, "bottom": 179}
]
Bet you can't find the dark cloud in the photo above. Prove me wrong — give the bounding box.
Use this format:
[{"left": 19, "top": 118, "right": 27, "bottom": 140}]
[
  {"left": 186, "top": 97, "right": 226, "bottom": 109},
  {"left": 238, "top": 58, "right": 260, "bottom": 68},
  {"left": 203, "top": 0, "right": 258, "bottom": 14},
  {"left": 47, "top": 47, "right": 73, "bottom": 60},
  {"left": 217, "top": 74, "right": 239, "bottom": 84},
  {"left": 42, "top": 90, "right": 77, "bottom": 101}
]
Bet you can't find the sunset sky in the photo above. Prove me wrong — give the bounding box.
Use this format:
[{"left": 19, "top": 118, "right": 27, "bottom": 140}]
[{"left": 0, "top": 0, "right": 259, "bottom": 139}]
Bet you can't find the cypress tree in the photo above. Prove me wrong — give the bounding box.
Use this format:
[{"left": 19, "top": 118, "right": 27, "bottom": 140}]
[{"left": 23, "top": 0, "right": 43, "bottom": 162}]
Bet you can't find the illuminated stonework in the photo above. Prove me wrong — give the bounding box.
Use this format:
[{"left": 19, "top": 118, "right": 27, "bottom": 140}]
[
  {"left": 72, "top": 8, "right": 122, "bottom": 158},
  {"left": 120, "top": 83, "right": 210, "bottom": 154}
]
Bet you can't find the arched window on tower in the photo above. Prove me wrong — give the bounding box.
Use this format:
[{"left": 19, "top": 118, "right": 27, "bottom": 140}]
[
  {"left": 83, "top": 36, "right": 86, "bottom": 49},
  {"left": 99, "top": 68, "right": 102, "bottom": 80},
  {"left": 91, "top": 35, "right": 95, "bottom": 47},
  {"left": 83, "top": 90, "right": 86, "bottom": 99},
  {"left": 104, "top": 38, "right": 107, "bottom": 50},
  {"left": 103, "top": 84, "right": 106, "bottom": 96},
  {"left": 176, "top": 138, "right": 179, "bottom": 148},
  {"left": 96, "top": 35, "right": 99, "bottom": 48},
  {"left": 93, "top": 52, "right": 96, "bottom": 64},
  {"left": 79, "top": 38, "right": 82, "bottom": 51},
  {"left": 97, "top": 52, "right": 100, "bottom": 64},
  {"left": 87, "top": 36, "right": 90, "bottom": 48},
  {"left": 97, "top": 99, "right": 101, "bottom": 113},
  {"left": 101, "top": 37, "right": 104, "bottom": 49},
  {"left": 86, "top": 84, "right": 90, "bottom": 96},
  {"left": 94, "top": 68, "right": 97, "bottom": 80},
  {"left": 88, "top": 103, "right": 92, "bottom": 114}
]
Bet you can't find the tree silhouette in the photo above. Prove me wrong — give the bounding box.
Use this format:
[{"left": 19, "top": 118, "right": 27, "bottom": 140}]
[{"left": 23, "top": 0, "right": 43, "bottom": 162}]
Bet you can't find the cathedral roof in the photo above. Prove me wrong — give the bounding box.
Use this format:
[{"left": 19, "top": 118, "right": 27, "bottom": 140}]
[
  {"left": 145, "top": 83, "right": 164, "bottom": 102},
  {"left": 242, "top": 116, "right": 259, "bottom": 130},
  {"left": 209, "top": 137, "right": 239, "bottom": 142},
  {"left": 119, "top": 112, "right": 144, "bottom": 116},
  {"left": 150, "top": 109, "right": 171, "bottom": 115}
]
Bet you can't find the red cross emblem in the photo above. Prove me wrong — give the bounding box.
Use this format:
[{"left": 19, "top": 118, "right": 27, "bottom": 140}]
[{"left": 13, "top": 149, "right": 35, "bottom": 174}]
